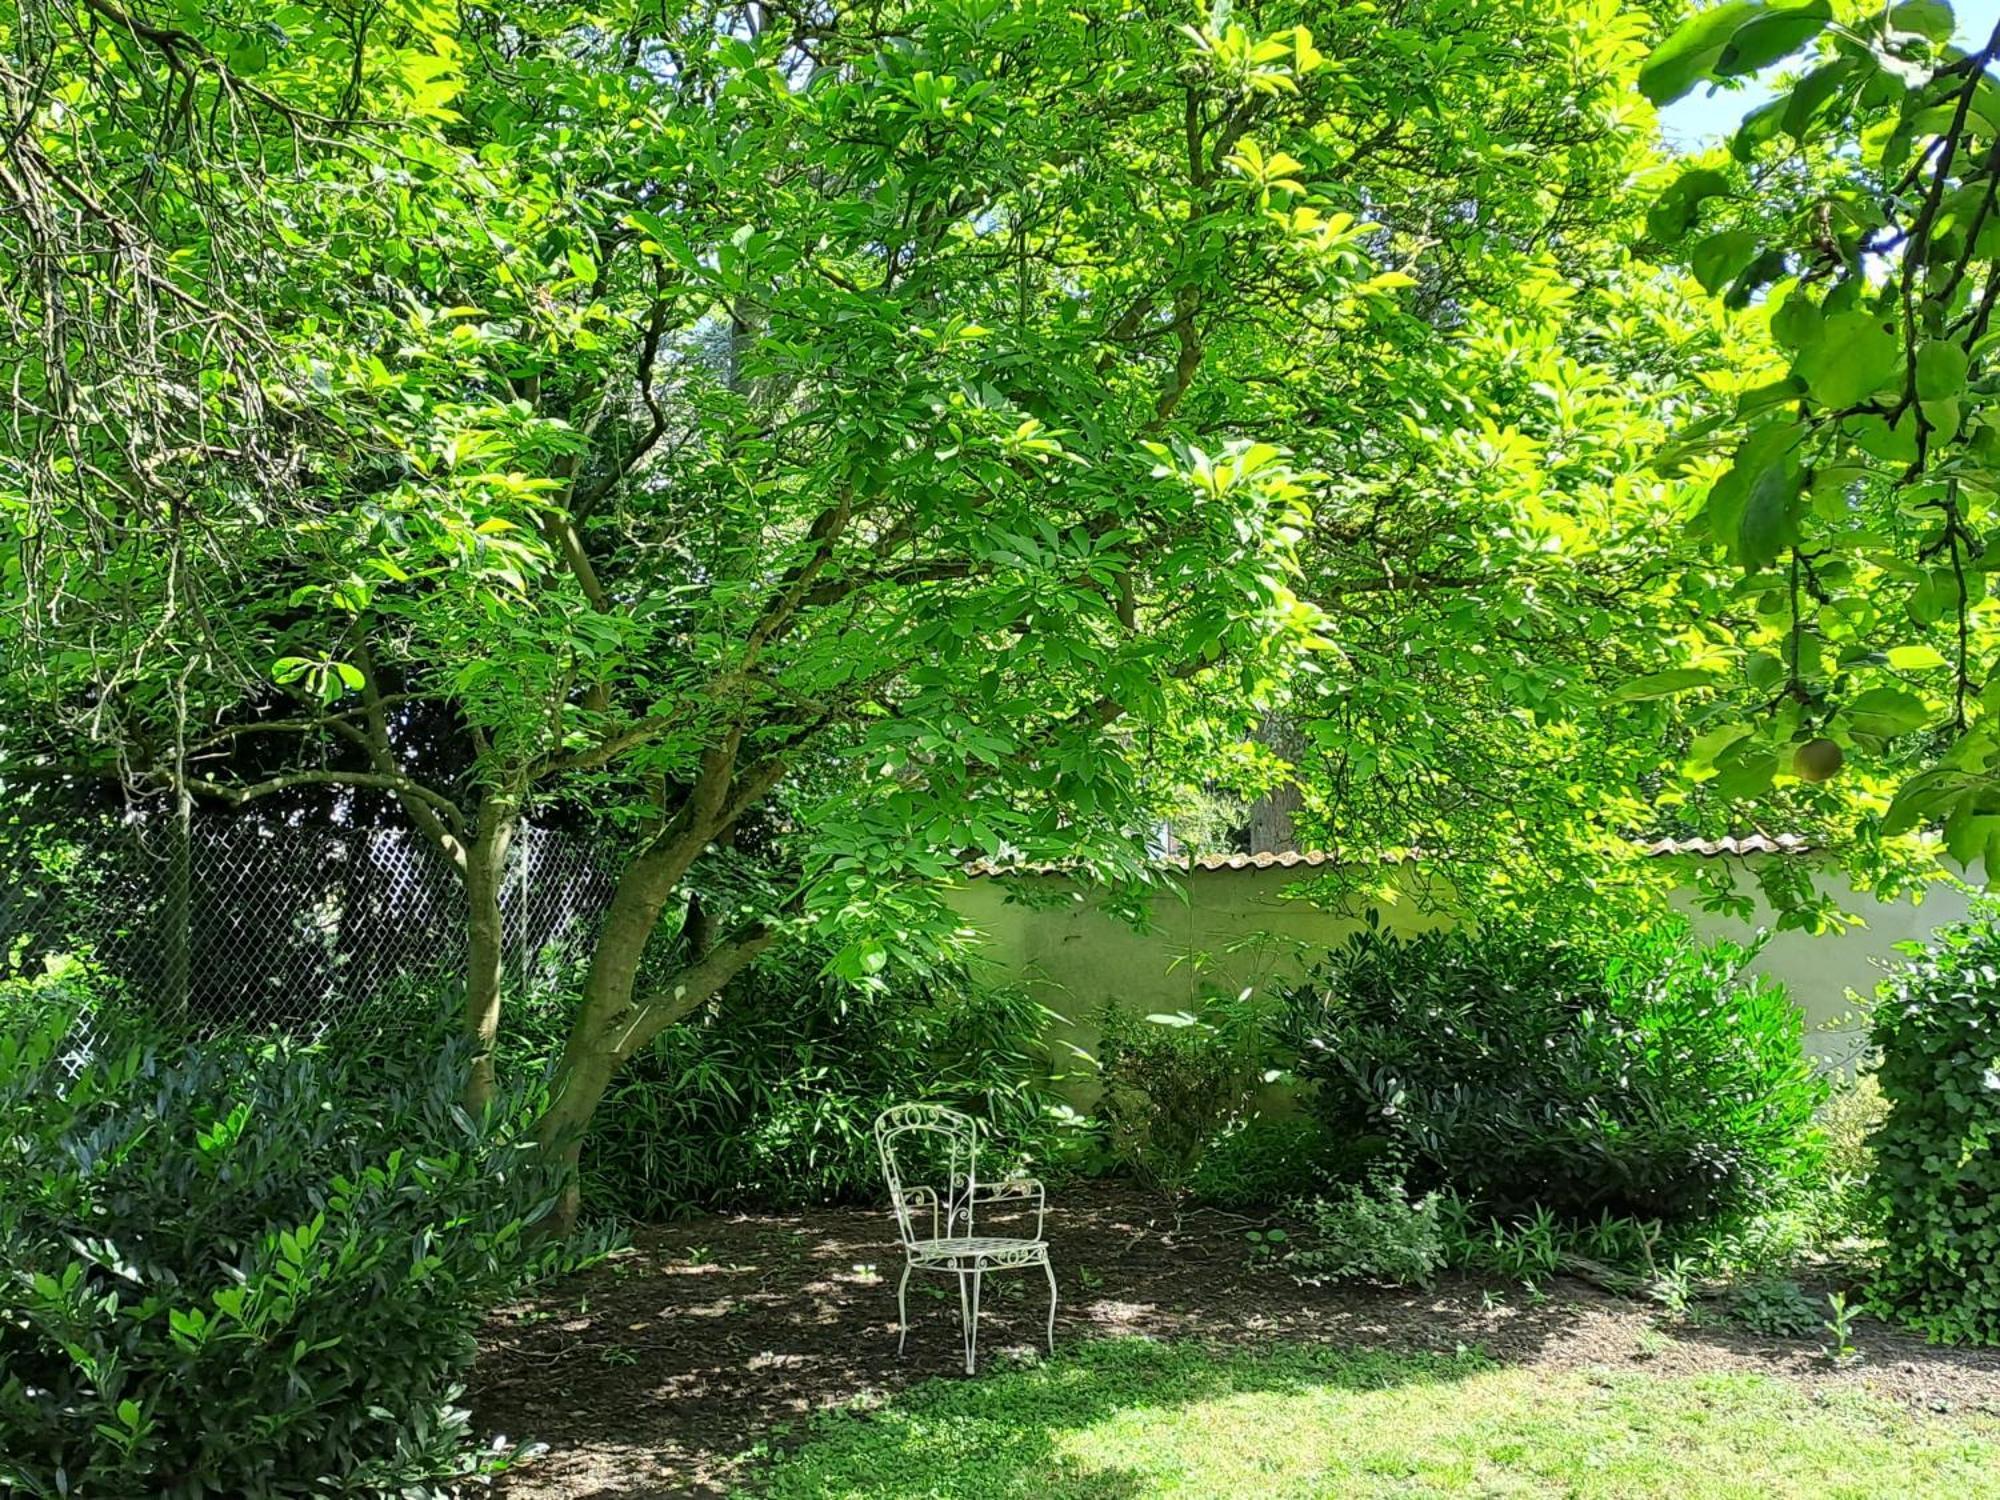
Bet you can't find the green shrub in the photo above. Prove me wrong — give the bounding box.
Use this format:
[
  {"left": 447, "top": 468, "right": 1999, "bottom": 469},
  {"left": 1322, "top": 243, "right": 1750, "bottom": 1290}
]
[
  {"left": 1870, "top": 908, "right": 2000, "bottom": 1344},
  {"left": 1187, "top": 1113, "right": 1368, "bottom": 1210},
  {"left": 512, "top": 948, "right": 1057, "bottom": 1218},
  {"left": 1094, "top": 991, "right": 1272, "bottom": 1198},
  {"left": 1822, "top": 1069, "right": 1886, "bottom": 1181},
  {"left": 0, "top": 992, "right": 589, "bottom": 1498},
  {"left": 1287, "top": 1167, "right": 1445, "bottom": 1287},
  {"left": 1280, "top": 919, "right": 1825, "bottom": 1224}
]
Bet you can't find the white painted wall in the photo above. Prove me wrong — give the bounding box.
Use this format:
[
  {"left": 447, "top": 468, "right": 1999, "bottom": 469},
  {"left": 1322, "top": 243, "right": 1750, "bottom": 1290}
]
[
  {"left": 1664, "top": 860, "right": 1981, "bottom": 1069},
  {"left": 947, "top": 856, "right": 1981, "bottom": 1101}
]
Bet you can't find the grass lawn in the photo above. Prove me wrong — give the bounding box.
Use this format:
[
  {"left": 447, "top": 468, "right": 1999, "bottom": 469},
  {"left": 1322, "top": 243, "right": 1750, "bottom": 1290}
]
[{"left": 755, "top": 1338, "right": 2000, "bottom": 1498}]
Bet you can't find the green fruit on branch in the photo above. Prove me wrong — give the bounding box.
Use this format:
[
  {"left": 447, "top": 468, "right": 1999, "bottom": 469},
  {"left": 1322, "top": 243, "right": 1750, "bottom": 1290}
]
[{"left": 1793, "top": 738, "right": 1843, "bottom": 783}]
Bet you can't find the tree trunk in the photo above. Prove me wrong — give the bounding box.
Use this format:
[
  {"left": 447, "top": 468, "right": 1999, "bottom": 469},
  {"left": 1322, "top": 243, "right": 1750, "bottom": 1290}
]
[
  {"left": 535, "top": 828, "right": 701, "bottom": 1227},
  {"left": 461, "top": 798, "right": 519, "bottom": 1114},
  {"left": 1244, "top": 713, "right": 1304, "bottom": 854},
  {"left": 537, "top": 838, "right": 776, "bottom": 1231}
]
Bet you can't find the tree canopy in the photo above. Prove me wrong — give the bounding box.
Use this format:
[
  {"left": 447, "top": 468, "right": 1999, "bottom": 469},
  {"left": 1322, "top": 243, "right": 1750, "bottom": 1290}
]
[
  {"left": 1639, "top": 0, "right": 2000, "bottom": 883},
  {"left": 2, "top": 0, "right": 1949, "bottom": 1213}
]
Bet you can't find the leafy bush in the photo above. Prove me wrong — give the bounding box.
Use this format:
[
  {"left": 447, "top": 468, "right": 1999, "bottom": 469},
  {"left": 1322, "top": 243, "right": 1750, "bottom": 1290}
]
[
  {"left": 0, "top": 991, "right": 588, "bottom": 1497},
  {"left": 513, "top": 948, "right": 1056, "bottom": 1218},
  {"left": 1870, "top": 909, "right": 2000, "bottom": 1344},
  {"left": 1287, "top": 1167, "right": 1445, "bottom": 1288},
  {"left": 1187, "top": 1113, "right": 1367, "bottom": 1210},
  {"left": 1280, "top": 919, "right": 1825, "bottom": 1224},
  {"left": 1094, "top": 991, "right": 1273, "bottom": 1198}
]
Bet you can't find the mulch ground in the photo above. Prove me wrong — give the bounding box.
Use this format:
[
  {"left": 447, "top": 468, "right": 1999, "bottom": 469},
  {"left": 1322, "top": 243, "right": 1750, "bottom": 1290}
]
[{"left": 469, "top": 1184, "right": 2000, "bottom": 1498}]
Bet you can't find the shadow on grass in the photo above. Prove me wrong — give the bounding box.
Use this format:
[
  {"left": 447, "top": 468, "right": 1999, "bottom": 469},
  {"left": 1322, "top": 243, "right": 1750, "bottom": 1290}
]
[
  {"left": 749, "top": 1335, "right": 2000, "bottom": 1500},
  {"left": 749, "top": 1337, "right": 1491, "bottom": 1500}
]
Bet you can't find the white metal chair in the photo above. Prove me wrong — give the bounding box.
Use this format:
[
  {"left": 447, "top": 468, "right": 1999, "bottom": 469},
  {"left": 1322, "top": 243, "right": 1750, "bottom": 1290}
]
[{"left": 873, "top": 1102, "right": 1056, "bottom": 1373}]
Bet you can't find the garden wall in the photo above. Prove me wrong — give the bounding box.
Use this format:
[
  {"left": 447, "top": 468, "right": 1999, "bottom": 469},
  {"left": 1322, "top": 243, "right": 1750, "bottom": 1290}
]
[{"left": 947, "top": 853, "right": 1977, "bottom": 1105}]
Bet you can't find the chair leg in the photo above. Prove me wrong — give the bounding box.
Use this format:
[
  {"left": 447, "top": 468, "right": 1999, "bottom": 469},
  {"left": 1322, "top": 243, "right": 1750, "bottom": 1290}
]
[
  {"left": 1042, "top": 1257, "right": 1058, "bottom": 1354},
  {"left": 959, "top": 1266, "right": 983, "bottom": 1375},
  {"left": 896, "top": 1262, "right": 912, "bottom": 1357}
]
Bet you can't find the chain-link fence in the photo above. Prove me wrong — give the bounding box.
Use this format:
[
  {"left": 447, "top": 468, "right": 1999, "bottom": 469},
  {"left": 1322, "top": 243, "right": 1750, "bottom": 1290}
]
[{"left": 0, "top": 817, "right": 620, "bottom": 1038}]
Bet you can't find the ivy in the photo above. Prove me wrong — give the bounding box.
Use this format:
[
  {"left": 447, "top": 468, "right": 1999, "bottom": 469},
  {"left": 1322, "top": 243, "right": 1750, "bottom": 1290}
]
[{"left": 1870, "top": 906, "right": 2000, "bottom": 1344}]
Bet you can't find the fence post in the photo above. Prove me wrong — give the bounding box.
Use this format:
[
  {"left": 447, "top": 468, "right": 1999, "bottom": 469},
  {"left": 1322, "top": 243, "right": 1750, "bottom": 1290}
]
[
  {"left": 517, "top": 823, "right": 532, "bottom": 996},
  {"left": 163, "top": 795, "right": 193, "bottom": 1019}
]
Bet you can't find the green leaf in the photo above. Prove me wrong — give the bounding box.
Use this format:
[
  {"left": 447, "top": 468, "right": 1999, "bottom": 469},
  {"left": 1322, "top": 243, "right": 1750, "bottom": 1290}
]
[
  {"left": 1614, "top": 668, "right": 1722, "bottom": 701},
  {"left": 1891, "top": 0, "right": 1956, "bottom": 43},
  {"left": 1739, "top": 459, "right": 1801, "bottom": 569},
  {"left": 1692, "top": 229, "right": 1762, "bottom": 294},
  {"left": 1946, "top": 812, "right": 2000, "bottom": 869},
  {"left": 1732, "top": 96, "right": 1790, "bottom": 159},
  {"left": 1647, "top": 167, "right": 1732, "bottom": 241},
  {"left": 1845, "top": 685, "right": 1931, "bottom": 736},
  {"left": 1885, "top": 766, "right": 1981, "bottom": 835},
  {"left": 1849, "top": 411, "right": 1920, "bottom": 463},
  {"left": 1689, "top": 721, "right": 1755, "bottom": 769},
  {"left": 1770, "top": 290, "right": 1823, "bottom": 351},
  {"left": 1714, "top": 747, "right": 1779, "bottom": 799},
  {"left": 1782, "top": 58, "right": 1857, "bottom": 140},
  {"left": 1887, "top": 643, "right": 1948, "bottom": 670},
  {"left": 1794, "top": 311, "right": 1900, "bottom": 409},
  {"left": 1639, "top": 2, "right": 1763, "bottom": 105},
  {"left": 1916, "top": 340, "right": 1968, "bottom": 402},
  {"left": 1717, "top": 1, "right": 1833, "bottom": 78}
]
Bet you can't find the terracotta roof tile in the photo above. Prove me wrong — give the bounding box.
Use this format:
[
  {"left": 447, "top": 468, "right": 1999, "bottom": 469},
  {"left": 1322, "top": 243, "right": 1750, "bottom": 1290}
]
[{"left": 960, "top": 836, "right": 1810, "bottom": 878}]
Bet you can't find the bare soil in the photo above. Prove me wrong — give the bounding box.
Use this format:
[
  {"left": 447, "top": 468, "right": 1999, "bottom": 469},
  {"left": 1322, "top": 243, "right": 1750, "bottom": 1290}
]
[{"left": 469, "top": 1184, "right": 2000, "bottom": 1498}]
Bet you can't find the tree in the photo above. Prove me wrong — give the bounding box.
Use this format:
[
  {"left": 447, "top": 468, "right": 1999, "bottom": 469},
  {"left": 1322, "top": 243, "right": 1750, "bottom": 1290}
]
[
  {"left": 6, "top": 0, "right": 1879, "bottom": 1228},
  {"left": 1139, "top": 0, "right": 1915, "bottom": 927},
  {"left": 1637, "top": 0, "right": 2000, "bottom": 880},
  {"left": 3, "top": 0, "right": 1393, "bottom": 1224}
]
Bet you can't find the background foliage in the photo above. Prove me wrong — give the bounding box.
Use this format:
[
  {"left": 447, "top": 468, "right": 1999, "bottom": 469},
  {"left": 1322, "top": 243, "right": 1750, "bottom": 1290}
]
[{"left": 511, "top": 946, "right": 1057, "bottom": 1218}]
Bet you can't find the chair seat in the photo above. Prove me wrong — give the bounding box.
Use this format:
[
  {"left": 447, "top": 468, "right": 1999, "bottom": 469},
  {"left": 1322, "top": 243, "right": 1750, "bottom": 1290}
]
[{"left": 909, "top": 1235, "right": 1048, "bottom": 1265}]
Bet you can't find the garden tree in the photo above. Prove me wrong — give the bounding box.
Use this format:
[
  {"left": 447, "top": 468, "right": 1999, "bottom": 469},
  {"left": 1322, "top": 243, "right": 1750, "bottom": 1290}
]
[
  {"left": 1133, "top": 0, "right": 1924, "bottom": 926},
  {"left": 1273, "top": 248, "right": 1943, "bottom": 928},
  {"left": 0, "top": 0, "right": 1885, "bottom": 1227},
  {"left": 1636, "top": 0, "right": 2000, "bottom": 878},
  {"left": 1, "top": 0, "right": 1436, "bottom": 1224}
]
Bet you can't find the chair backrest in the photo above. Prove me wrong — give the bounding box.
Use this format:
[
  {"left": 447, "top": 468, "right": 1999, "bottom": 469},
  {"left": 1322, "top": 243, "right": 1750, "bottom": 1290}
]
[{"left": 874, "top": 1103, "right": 978, "bottom": 1247}]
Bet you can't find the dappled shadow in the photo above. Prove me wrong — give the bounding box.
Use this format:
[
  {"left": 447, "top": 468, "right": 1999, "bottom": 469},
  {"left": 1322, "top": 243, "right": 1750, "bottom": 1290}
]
[
  {"left": 751, "top": 1338, "right": 1495, "bottom": 1499},
  {"left": 469, "top": 1184, "right": 2000, "bottom": 1497},
  {"left": 473, "top": 1186, "right": 1595, "bottom": 1496}
]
